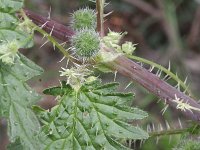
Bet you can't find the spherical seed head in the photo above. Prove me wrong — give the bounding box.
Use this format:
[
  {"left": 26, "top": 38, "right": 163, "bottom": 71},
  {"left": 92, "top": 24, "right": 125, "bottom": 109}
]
[
  {"left": 71, "top": 8, "right": 97, "bottom": 31},
  {"left": 71, "top": 29, "right": 100, "bottom": 59}
]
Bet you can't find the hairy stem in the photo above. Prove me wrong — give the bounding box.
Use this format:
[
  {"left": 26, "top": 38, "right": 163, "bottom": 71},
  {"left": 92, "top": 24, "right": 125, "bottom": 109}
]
[
  {"left": 126, "top": 54, "right": 191, "bottom": 96},
  {"left": 149, "top": 128, "right": 188, "bottom": 137},
  {"left": 22, "top": 9, "right": 77, "bottom": 63},
  {"left": 108, "top": 54, "right": 200, "bottom": 122},
  {"left": 33, "top": 23, "right": 71, "bottom": 58},
  {"left": 24, "top": 9, "right": 200, "bottom": 123},
  {"left": 24, "top": 9, "right": 74, "bottom": 41}
]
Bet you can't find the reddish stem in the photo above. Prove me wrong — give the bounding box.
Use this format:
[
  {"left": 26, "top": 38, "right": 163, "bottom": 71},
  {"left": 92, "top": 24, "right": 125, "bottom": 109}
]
[
  {"left": 24, "top": 9, "right": 200, "bottom": 123},
  {"left": 24, "top": 9, "right": 74, "bottom": 42},
  {"left": 110, "top": 55, "right": 200, "bottom": 122}
]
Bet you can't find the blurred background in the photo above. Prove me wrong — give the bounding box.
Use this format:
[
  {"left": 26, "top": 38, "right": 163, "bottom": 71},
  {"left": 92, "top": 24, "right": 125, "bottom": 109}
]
[{"left": 1, "top": 0, "right": 200, "bottom": 149}]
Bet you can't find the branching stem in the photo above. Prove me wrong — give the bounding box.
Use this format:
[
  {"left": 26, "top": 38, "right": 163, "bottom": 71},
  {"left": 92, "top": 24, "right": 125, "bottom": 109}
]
[{"left": 23, "top": 9, "right": 200, "bottom": 123}]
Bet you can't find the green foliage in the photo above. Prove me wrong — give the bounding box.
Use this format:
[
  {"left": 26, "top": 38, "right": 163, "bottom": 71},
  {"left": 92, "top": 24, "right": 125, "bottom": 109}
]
[
  {"left": 173, "top": 139, "right": 200, "bottom": 150},
  {"left": 71, "top": 8, "right": 97, "bottom": 31},
  {"left": 1, "top": 0, "right": 198, "bottom": 150},
  {"left": 34, "top": 81, "right": 148, "bottom": 149},
  {"left": 0, "top": 0, "right": 33, "bottom": 64},
  {"left": 71, "top": 29, "right": 100, "bottom": 58},
  {"left": 0, "top": 0, "right": 43, "bottom": 149},
  {"left": 142, "top": 135, "right": 180, "bottom": 150},
  {"left": 187, "top": 124, "right": 200, "bottom": 135},
  {"left": 7, "top": 138, "right": 24, "bottom": 150},
  {"left": 0, "top": 54, "right": 43, "bottom": 149},
  {"left": 0, "top": 0, "right": 24, "bottom": 13}
]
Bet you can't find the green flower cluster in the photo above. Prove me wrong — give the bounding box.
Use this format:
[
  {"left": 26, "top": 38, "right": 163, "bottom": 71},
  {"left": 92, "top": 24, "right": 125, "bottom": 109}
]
[
  {"left": 71, "top": 8, "right": 96, "bottom": 31},
  {"left": 0, "top": 40, "right": 19, "bottom": 64},
  {"left": 70, "top": 8, "right": 100, "bottom": 59}
]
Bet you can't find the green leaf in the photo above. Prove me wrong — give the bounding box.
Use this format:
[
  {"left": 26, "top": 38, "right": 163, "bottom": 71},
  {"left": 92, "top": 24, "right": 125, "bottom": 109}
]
[
  {"left": 0, "top": 29, "right": 33, "bottom": 48},
  {"left": 0, "top": 0, "right": 24, "bottom": 13},
  {"left": 0, "top": 12, "right": 18, "bottom": 29},
  {"left": 187, "top": 124, "right": 200, "bottom": 135},
  {"left": 0, "top": 1, "right": 44, "bottom": 148},
  {"left": 43, "top": 81, "right": 72, "bottom": 96},
  {"left": 0, "top": 0, "right": 33, "bottom": 56},
  {"left": 0, "top": 54, "right": 44, "bottom": 149},
  {"left": 39, "top": 81, "right": 149, "bottom": 149}
]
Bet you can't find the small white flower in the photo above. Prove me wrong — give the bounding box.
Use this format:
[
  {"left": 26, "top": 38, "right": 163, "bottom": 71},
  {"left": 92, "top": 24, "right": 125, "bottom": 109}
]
[
  {"left": 121, "top": 42, "right": 137, "bottom": 55},
  {"left": 59, "top": 64, "right": 92, "bottom": 91},
  {"left": 102, "top": 30, "right": 137, "bottom": 56},
  {"left": 0, "top": 40, "right": 19, "bottom": 64},
  {"left": 103, "top": 30, "right": 126, "bottom": 49},
  {"left": 173, "top": 94, "right": 200, "bottom": 112}
]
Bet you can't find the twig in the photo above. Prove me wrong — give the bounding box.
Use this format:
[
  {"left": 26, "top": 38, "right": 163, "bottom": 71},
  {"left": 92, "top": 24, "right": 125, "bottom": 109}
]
[{"left": 24, "top": 9, "right": 200, "bottom": 123}]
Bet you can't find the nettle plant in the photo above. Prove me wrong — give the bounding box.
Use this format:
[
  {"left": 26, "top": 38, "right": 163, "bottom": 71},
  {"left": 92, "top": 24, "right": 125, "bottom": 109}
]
[{"left": 0, "top": 0, "right": 200, "bottom": 149}]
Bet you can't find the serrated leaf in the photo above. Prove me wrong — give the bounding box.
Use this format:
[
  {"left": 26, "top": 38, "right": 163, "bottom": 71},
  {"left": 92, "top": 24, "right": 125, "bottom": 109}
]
[
  {"left": 0, "top": 1, "right": 44, "bottom": 148},
  {"left": 43, "top": 81, "right": 72, "bottom": 96},
  {"left": 0, "top": 29, "right": 33, "bottom": 48},
  {"left": 0, "top": 54, "right": 44, "bottom": 149},
  {"left": 39, "top": 81, "right": 149, "bottom": 149}
]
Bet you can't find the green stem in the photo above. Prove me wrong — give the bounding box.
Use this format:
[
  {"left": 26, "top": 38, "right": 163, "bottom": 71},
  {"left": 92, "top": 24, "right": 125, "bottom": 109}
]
[
  {"left": 33, "top": 25, "right": 71, "bottom": 58},
  {"left": 96, "top": 0, "right": 105, "bottom": 37},
  {"left": 149, "top": 128, "right": 188, "bottom": 137},
  {"left": 126, "top": 54, "right": 191, "bottom": 96}
]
